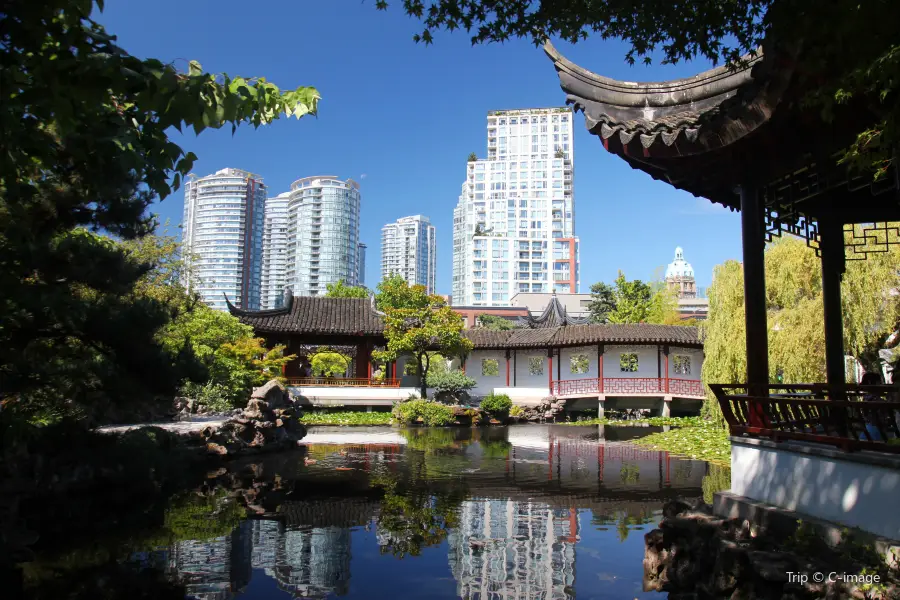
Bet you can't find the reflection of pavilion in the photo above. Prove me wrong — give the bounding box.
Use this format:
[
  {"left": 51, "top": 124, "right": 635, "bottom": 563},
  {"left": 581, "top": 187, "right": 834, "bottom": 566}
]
[{"left": 448, "top": 499, "right": 577, "bottom": 600}]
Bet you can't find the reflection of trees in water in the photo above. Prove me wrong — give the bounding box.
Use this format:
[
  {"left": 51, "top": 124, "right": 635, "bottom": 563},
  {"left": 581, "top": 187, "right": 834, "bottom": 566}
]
[
  {"left": 673, "top": 463, "right": 693, "bottom": 485},
  {"left": 619, "top": 462, "right": 640, "bottom": 485},
  {"left": 591, "top": 508, "right": 657, "bottom": 543},
  {"left": 702, "top": 464, "right": 731, "bottom": 504}
]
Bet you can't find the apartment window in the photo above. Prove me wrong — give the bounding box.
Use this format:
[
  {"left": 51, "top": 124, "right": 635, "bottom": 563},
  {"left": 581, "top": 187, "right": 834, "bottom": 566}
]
[
  {"left": 482, "top": 358, "right": 500, "bottom": 377},
  {"left": 529, "top": 356, "right": 544, "bottom": 376},
  {"left": 620, "top": 353, "right": 639, "bottom": 372},
  {"left": 570, "top": 354, "right": 589, "bottom": 374},
  {"left": 674, "top": 355, "right": 692, "bottom": 375}
]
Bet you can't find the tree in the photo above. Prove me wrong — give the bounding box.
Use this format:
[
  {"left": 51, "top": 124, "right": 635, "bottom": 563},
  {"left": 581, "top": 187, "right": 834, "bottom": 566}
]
[
  {"left": 587, "top": 281, "right": 617, "bottom": 324},
  {"left": 701, "top": 235, "right": 900, "bottom": 424},
  {"left": 374, "top": 278, "right": 473, "bottom": 400},
  {"left": 309, "top": 349, "right": 352, "bottom": 378},
  {"left": 477, "top": 314, "right": 517, "bottom": 331},
  {"left": 325, "top": 280, "right": 370, "bottom": 298},
  {"left": 467, "top": 152, "right": 478, "bottom": 162},
  {"left": 606, "top": 273, "right": 652, "bottom": 324},
  {"left": 646, "top": 285, "right": 683, "bottom": 326},
  {"left": 1, "top": 1, "right": 317, "bottom": 417},
  {"left": 379, "top": 1, "right": 899, "bottom": 179}
]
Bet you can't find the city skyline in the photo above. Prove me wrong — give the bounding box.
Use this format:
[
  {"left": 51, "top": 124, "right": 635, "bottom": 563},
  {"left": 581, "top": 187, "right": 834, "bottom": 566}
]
[
  {"left": 381, "top": 215, "right": 437, "bottom": 294},
  {"left": 100, "top": 1, "right": 743, "bottom": 295}
]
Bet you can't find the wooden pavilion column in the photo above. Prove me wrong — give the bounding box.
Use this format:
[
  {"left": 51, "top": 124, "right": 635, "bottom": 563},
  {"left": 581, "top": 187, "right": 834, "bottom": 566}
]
[
  {"left": 818, "top": 216, "right": 846, "bottom": 389},
  {"left": 505, "top": 349, "right": 511, "bottom": 386},
  {"left": 547, "top": 348, "right": 554, "bottom": 391},
  {"left": 663, "top": 345, "right": 670, "bottom": 394},
  {"left": 597, "top": 344, "right": 604, "bottom": 393},
  {"left": 741, "top": 185, "right": 769, "bottom": 426}
]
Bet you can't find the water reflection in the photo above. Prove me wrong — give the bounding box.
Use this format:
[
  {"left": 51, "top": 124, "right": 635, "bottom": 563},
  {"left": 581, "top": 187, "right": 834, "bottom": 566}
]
[{"left": 19, "top": 425, "right": 730, "bottom": 600}]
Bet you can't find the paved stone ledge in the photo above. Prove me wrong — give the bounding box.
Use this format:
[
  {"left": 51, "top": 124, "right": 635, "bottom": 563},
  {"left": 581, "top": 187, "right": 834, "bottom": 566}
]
[{"left": 96, "top": 416, "right": 227, "bottom": 436}]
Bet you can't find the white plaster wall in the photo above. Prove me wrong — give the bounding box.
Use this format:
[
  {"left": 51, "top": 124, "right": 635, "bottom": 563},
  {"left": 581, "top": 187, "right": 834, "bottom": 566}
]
[
  {"left": 468, "top": 349, "right": 507, "bottom": 396},
  {"left": 602, "top": 345, "right": 662, "bottom": 379},
  {"left": 669, "top": 346, "right": 703, "bottom": 381},
  {"left": 731, "top": 440, "right": 900, "bottom": 541},
  {"left": 513, "top": 350, "right": 552, "bottom": 389},
  {"left": 290, "top": 386, "right": 420, "bottom": 407},
  {"left": 559, "top": 346, "right": 598, "bottom": 381},
  {"left": 492, "top": 386, "right": 548, "bottom": 405}
]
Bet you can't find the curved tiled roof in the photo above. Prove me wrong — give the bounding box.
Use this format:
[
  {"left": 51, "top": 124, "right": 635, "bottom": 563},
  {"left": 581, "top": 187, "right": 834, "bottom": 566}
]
[
  {"left": 463, "top": 324, "right": 700, "bottom": 349},
  {"left": 229, "top": 295, "right": 384, "bottom": 335},
  {"left": 229, "top": 294, "right": 700, "bottom": 348}
]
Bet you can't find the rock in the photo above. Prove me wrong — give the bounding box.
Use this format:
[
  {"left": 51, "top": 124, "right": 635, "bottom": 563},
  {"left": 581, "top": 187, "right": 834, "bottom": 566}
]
[
  {"left": 663, "top": 500, "right": 694, "bottom": 518},
  {"left": 250, "top": 379, "right": 290, "bottom": 409},
  {"left": 747, "top": 551, "right": 795, "bottom": 583},
  {"left": 544, "top": 411, "right": 554, "bottom": 419},
  {"left": 206, "top": 443, "right": 228, "bottom": 455}
]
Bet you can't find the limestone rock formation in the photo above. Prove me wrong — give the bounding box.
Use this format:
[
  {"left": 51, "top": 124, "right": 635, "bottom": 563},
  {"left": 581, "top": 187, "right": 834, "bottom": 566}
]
[
  {"left": 201, "top": 380, "right": 305, "bottom": 456},
  {"left": 514, "top": 397, "right": 567, "bottom": 422}
]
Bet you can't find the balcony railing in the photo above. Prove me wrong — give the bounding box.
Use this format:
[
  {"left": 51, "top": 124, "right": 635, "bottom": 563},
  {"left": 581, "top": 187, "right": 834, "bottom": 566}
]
[
  {"left": 551, "top": 377, "right": 704, "bottom": 397},
  {"left": 286, "top": 377, "right": 401, "bottom": 388},
  {"left": 710, "top": 383, "right": 900, "bottom": 453}
]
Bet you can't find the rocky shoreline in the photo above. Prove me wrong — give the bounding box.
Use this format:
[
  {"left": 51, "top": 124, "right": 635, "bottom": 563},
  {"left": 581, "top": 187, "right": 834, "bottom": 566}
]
[{"left": 645, "top": 500, "right": 898, "bottom": 599}]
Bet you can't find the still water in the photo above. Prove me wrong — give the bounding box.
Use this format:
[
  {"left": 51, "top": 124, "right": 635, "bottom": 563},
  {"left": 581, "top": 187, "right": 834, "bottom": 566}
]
[{"left": 23, "top": 425, "right": 730, "bottom": 600}]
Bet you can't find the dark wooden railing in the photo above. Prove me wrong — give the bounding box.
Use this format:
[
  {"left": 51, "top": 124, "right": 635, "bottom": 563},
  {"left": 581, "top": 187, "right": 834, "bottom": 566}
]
[
  {"left": 551, "top": 377, "right": 704, "bottom": 397},
  {"left": 710, "top": 383, "right": 900, "bottom": 454},
  {"left": 285, "top": 377, "right": 401, "bottom": 388}
]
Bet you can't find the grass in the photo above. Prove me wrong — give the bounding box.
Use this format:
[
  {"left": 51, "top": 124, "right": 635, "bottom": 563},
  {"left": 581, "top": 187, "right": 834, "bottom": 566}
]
[
  {"left": 298, "top": 411, "right": 393, "bottom": 426},
  {"left": 561, "top": 416, "right": 706, "bottom": 427},
  {"left": 631, "top": 423, "right": 731, "bottom": 465}
]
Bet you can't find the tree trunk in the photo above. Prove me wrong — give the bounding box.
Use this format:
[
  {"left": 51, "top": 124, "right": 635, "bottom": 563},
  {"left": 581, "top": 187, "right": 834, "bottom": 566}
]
[{"left": 419, "top": 352, "right": 430, "bottom": 400}]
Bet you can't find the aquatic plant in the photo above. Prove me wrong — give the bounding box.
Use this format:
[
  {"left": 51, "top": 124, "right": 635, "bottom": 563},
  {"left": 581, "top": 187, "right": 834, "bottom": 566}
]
[{"left": 299, "top": 411, "right": 392, "bottom": 426}]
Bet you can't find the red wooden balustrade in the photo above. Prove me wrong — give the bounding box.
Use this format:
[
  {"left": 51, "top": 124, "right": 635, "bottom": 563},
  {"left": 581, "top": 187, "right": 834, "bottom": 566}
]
[
  {"left": 709, "top": 383, "right": 900, "bottom": 454},
  {"left": 285, "top": 377, "right": 401, "bottom": 388},
  {"left": 551, "top": 377, "right": 703, "bottom": 397}
]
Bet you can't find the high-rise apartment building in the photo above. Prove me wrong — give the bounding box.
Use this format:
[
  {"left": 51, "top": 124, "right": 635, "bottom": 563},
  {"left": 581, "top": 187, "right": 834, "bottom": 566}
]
[
  {"left": 381, "top": 215, "right": 437, "bottom": 293},
  {"left": 181, "top": 168, "right": 266, "bottom": 311},
  {"left": 285, "top": 176, "right": 361, "bottom": 296},
  {"left": 357, "top": 242, "right": 367, "bottom": 286},
  {"left": 260, "top": 192, "right": 290, "bottom": 309},
  {"left": 452, "top": 108, "right": 579, "bottom": 306}
]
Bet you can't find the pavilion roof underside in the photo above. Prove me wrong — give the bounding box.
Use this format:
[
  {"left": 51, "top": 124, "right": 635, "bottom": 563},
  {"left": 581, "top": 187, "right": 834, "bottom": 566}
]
[{"left": 544, "top": 42, "right": 899, "bottom": 220}]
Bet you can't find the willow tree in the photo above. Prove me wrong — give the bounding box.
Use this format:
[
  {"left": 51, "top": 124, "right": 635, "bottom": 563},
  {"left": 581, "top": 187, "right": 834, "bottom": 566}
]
[{"left": 701, "top": 235, "right": 900, "bottom": 424}]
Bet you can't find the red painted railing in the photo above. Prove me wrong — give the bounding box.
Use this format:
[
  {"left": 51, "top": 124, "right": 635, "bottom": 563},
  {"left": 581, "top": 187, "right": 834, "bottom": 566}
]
[
  {"left": 286, "top": 377, "right": 401, "bottom": 388},
  {"left": 710, "top": 383, "right": 900, "bottom": 453},
  {"left": 551, "top": 377, "right": 704, "bottom": 397}
]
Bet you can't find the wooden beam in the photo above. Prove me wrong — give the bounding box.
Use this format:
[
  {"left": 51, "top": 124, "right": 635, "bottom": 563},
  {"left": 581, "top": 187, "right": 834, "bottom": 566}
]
[
  {"left": 741, "top": 184, "right": 769, "bottom": 426},
  {"left": 819, "top": 216, "right": 847, "bottom": 388}
]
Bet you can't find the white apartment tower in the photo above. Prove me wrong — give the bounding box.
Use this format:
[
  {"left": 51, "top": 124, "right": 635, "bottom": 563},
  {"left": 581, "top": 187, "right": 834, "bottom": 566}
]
[
  {"left": 381, "top": 215, "right": 437, "bottom": 293},
  {"left": 452, "top": 108, "right": 579, "bottom": 306},
  {"left": 260, "top": 192, "right": 290, "bottom": 309},
  {"left": 181, "top": 168, "right": 266, "bottom": 311},
  {"left": 285, "top": 176, "right": 361, "bottom": 296},
  {"left": 357, "top": 242, "right": 367, "bottom": 286}
]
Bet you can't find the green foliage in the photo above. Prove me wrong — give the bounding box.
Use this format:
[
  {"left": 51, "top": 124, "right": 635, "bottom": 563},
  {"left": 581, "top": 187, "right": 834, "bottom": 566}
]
[
  {"left": 399, "top": 427, "right": 467, "bottom": 451},
  {"left": 561, "top": 416, "right": 706, "bottom": 427},
  {"left": 477, "top": 313, "right": 517, "bottom": 330},
  {"left": 632, "top": 423, "right": 731, "bottom": 465},
  {"left": 702, "top": 465, "right": 732, "bottom": 504},
  {"left": 325, "top": 280, "right": 370, "bottom": 298},
  {"left": 426, "top": 370, "right": 476, "bottom": 394},
  {"left": 159, "top": 489, "right": 246, "bottom": 544},
  {"left": 479, "top": 392, "right": 512, "bottom": 417},
  {"left": 701, "top": 235, "right": 900, "bottom": 423},
  {"left": 480, "top": 439, "right": 512, "bottom": 458},
  {"left": 374, "top": 276, "right": 473, "bottom": 399},
  {"left": 589, "top": 272, "right": 682, "bottom": 325},
  {"left": 379, "top": 1, "right": 900, "bottom": 178},
  {"left": 1, "top": 0, "right": 316, "bottom": 421},
  {"left": 509, "top": 404, "right": 525, "bottom": 418},
  {"left": 620, "top": 462, "right": 640, "bottom": 485},
  {"left": 309, "top": 348, "right": 351, "bottom": 377},
  {"left": 177, "top": 382, "right": 233, "bottom": 413},
  {"left": 298, "top": 411, "right": 393, "bottom": 426},
  {"left": 481, "top": 358, "right": 500, "bottom": 376},
  {"left": 467, "top": 152, "right": 478, "bottom": 162},
  {"left": 392, "top": 399, "right": 455, "bottom": 426}
]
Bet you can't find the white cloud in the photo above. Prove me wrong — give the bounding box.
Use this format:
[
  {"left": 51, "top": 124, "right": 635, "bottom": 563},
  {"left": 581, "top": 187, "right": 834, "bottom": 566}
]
[{"left": 360, "top": 173, "right": 368, "bottom": 179}]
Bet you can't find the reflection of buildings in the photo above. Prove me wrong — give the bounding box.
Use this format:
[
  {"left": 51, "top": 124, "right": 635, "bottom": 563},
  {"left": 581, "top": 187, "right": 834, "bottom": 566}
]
[
  {"left": 168, "top": 526, "right": 251, "bottom": 600},
  {"left": 448, "top": 499, "right": 577, "bottom": 600},
  {"left": 276, "top": 527, "right": 351, "bottom": 598}
]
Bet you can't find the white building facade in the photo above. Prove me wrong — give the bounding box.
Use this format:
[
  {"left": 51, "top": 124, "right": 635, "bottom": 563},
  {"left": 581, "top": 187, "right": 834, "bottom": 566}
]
[
  {"left": 380, "top": 215, "right": 437, "bottom": 293},
  {"left": 260, "top": 192, "right": 290, "bottom": 309},
  {"left": 452, "top": 107, "right": 579, "bottom": 307},
  {"left": 181, "top": 168, "right": 266, "bottom": 311},
  {"left": 285, "top": 176, "right": 362, "bottom": 297},
  {"left": 357, "top": 242, "right": 367, "bottom": 286}
]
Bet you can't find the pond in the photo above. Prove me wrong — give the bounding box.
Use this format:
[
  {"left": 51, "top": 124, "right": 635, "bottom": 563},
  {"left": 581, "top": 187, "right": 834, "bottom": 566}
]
[{"left": 18, "top": 424, "right": 731, "bottom": 599}]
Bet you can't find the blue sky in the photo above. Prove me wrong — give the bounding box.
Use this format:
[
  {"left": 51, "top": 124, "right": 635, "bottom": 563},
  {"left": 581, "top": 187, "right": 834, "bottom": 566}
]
[{"left": 99, "top": 0, "right": 742, "bottom": 294}]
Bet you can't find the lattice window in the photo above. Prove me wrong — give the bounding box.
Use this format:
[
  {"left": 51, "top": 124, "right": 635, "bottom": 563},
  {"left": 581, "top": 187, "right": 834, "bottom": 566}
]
[
  {"left": 620, "top": 353, "right": 638, "bottom": 372},
  {"left": 673, "top": 355, "right": 691, "bottom": 375},
  {"left": 529, "top": 356, "right": 544, "bottom": 375},
  {"left": 570, "top": 353, "right": 589, "bottom": 374},
  {"left": 481, "top": 358, "right": 499, "bottom": 377}
]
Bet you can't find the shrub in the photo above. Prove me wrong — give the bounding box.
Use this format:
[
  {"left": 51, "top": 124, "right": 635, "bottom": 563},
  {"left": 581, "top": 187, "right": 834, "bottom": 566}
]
[
  {"left": 479, "top": 393, "right": 512, "bottom": 417},
  {"left": 179, "top": 381, "right": 235, "bottom": 412},
  {"left": 426, "top": 371, "right": 476, "bottom": 395},
  {"left": 509, "top": 405, "right": 524, "bottom": 418},
  {"left": 392, "top": 400, "right": 455, "bottom": 426}
]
